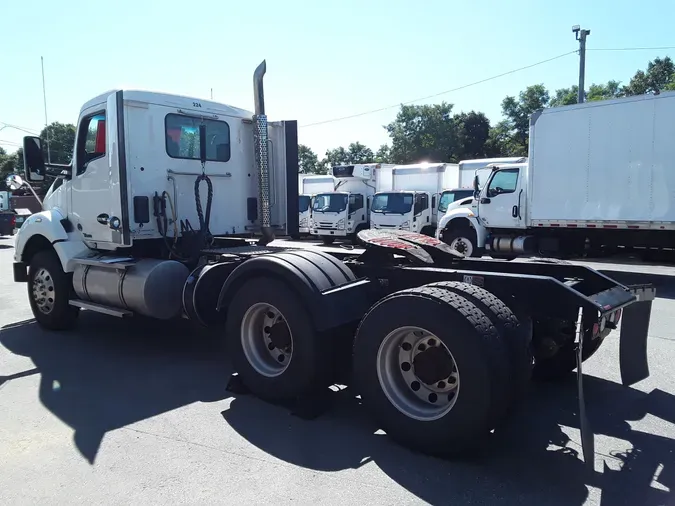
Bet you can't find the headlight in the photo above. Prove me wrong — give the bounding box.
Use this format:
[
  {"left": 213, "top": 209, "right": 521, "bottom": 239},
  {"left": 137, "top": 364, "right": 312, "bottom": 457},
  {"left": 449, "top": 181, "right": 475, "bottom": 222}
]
[
  {"left": 400, "top": 221, "right": 410, "bottom": 229},
  {"left": 337, "top": 219, "right": 345, "bottom": 230},
  {"left": 299, "top": 217, "right": 307, "bottom": 226}
]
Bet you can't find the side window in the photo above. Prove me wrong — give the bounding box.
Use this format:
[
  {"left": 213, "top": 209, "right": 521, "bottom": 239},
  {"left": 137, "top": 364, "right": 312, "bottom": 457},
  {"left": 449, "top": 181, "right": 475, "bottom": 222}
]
[
  {"left": 432, "top": 195, "right": 437, "bottom": 210},
  {"left": 349, "top": 194, "right": 364, "bottom": 214},
  {"left": 487, "top": 169, "right": 519, "bottom": 197},
  {"left": 165, "top": 114, "right": 231, "bottom": 162},
  {"left": 414, "top": 193, "right": 429, "bottom": 215},
  {"left": 77, "top": 112, "right": 106, "bottom": 175}
]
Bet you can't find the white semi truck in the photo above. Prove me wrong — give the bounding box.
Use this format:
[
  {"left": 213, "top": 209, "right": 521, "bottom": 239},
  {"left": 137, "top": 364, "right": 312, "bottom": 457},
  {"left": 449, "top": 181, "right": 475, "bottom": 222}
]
[
  {"left": 297, "top": 174, "right": 335, "bottom": 236},
  {"left": 437, "top": 92, "right": 675, "bottom": 259},
  {"left": 370, "top": 163, "right": 453, "bottom": 236},
  {"left": 309, "top": 163, "right": 393, "bottom": 244},
  {"left": 9, "top": 60, "right": 656, "bottom": 462}
]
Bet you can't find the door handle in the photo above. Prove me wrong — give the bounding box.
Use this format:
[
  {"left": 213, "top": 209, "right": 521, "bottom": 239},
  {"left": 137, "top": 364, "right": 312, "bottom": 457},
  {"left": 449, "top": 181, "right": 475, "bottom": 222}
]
[
  {"left": 512, "top": 205, "right": 518, "bottom": 218},
  {"left": 480, "top": 198, "right": 491, "bottom": 204}
]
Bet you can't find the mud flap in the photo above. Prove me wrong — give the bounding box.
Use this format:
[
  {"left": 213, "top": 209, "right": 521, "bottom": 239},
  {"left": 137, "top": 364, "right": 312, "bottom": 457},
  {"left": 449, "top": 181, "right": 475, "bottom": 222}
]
[
  {"left": 619, "top": 284, "right": 656, "bottom": 387},
  {"left": 575, "top": 307, "right": 595, "bottom": 469}
]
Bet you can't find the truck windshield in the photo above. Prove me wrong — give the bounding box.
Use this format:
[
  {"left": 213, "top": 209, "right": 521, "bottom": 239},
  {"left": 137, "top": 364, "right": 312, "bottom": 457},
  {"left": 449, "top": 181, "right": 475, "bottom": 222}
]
[
  {"left": 312, "top": 193, "right": 347, "bottom": 213},
  {"left": 438, "top": 190, "right": 474, "bottom": 212},
  {"left": 299, "top": 195, "right": 311, "bottom": 212},
  {"left": 371, "top": 193, "right": 413, "bottom": 214}
]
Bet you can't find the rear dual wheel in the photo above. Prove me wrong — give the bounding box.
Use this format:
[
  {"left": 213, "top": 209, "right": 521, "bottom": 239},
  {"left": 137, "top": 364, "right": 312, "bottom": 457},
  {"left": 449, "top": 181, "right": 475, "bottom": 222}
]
[{"left": 352, "top": 283, "right": 530, "bottom": 456}]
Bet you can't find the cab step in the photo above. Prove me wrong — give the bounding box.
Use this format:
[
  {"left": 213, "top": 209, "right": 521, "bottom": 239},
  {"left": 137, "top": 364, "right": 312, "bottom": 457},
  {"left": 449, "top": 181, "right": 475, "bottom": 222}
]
[{"left": 69, "top": 299, "right": 133, "bottom": 318}]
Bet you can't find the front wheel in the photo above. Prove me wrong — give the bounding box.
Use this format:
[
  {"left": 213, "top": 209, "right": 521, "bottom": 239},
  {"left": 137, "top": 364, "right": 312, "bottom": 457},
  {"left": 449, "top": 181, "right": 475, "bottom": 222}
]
[
  {"left": 442, "top": 226, "right": 479, "bottom": 257},
  {"left": 321, "top": 236, "right": 335, "bottom": 245},
  {"left": 27, "top": 249, "right": 79, "bottom": 330}
]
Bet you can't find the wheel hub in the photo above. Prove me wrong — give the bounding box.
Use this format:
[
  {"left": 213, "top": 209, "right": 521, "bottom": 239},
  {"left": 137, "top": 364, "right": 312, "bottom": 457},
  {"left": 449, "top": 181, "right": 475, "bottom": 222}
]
[
  {"left": 241, "top": 303, "right": 293, "bottom": 377},
  {"left": 377, "top": 326, "right": 460, "bottom": 421},
  {"left": 413, "top": 346, "right": 454, "bottom": 385},
  {"left": 32, "top": 268, "right": 55, "bottom": 315}
]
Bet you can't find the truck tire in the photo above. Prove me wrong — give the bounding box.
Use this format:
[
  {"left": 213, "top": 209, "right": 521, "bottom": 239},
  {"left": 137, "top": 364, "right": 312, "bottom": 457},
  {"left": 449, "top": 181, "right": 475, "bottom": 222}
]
[
  {"left": 321, "top": 236, "right": 335, "bottom": 245},
  {"left": 424, "top": 281, "right": 533, "bottom": 402},
  {"left": 352, "top": 285, "right": 511, "bottom": 456},
  {"left": 442, "top": 226, "right": 479, "bottom": 257},
  {"left": 27, "top": 249, "right": 79, "bottom": 331},
  {"left": 226, "top": 276, "right": 335, "bottom": 402},
  {"left": 351, "top": 225, "right": 367, "bottom": 245}
]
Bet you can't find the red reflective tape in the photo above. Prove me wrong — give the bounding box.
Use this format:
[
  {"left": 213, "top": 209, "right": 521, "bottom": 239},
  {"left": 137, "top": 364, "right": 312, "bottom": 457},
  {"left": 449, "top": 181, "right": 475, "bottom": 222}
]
[
  {"left": 567, "top": 224, "right": 577, "bottom": 228},
  {"left": 603, "top": 224, "right": 618, "bottom": 229},
  {"left": 587, "top": 224, "right": 596, "bottom": 228},
  {"left": 550, "top": 224, "right": 560, "bottom": 227},
  {"left": 627, "top": 225, "right": 639, "bottom": 229}
]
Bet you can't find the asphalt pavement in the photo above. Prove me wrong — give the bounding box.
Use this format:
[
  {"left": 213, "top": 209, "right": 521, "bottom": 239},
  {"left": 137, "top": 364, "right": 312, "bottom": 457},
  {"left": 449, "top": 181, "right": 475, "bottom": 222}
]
[{"left": 1, "top": 234, "right": 673, "bottom": 505}]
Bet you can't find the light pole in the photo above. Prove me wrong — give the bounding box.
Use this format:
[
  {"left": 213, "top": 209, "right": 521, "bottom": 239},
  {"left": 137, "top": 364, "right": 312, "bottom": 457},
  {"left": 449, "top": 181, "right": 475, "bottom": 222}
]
[{"left": 572, "top": 25, "right": 591, "bottom": 103}]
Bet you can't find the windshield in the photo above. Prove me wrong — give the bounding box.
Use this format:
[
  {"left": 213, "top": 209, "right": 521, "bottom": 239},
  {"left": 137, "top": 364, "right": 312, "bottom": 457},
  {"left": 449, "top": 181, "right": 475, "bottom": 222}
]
[
  {"left": 312, "top": 193, "right": 347, "bottom": 213},
  {"left": 299, "top": 195, "right": 311, "bottom": 212},
  {"left": 371, "top": 193, "right": 413, "bottom": 214},
  {"left": 438, "top": 190, "right": 474, "bottom": 213}
]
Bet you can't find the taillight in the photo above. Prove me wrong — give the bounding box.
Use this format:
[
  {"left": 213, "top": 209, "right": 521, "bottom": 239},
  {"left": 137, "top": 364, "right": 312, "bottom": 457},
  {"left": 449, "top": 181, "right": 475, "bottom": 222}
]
[{"left": 10, "top": 215, "right": 16, "bottom": 227}]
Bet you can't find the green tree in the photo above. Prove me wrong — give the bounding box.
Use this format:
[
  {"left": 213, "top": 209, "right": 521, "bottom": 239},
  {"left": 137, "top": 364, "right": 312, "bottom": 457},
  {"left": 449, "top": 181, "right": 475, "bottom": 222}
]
[
  {"left": 374, "top": 144, "right": 392, "bottom": 163},
  {"left": 587, "top": 80, "right": 622, "bottom": 101},
  {"left": 623, "top": 57, "right": 675, "bottom": 95},
  {"left": 346, "top": 142, "right": 374, "bottom": 164},
  {"left": 549, "top": 85, "right": 579, "bottom": 107},
  {"left": 298, "top": 144, "right": 319, "bottom": 174},
  {"left": 499, "top": 84, "right": 550, "bottom": 156},
  {"left": 385, "top": 102, "right": 459, "bottom": 164},
  {"left": 453, "top": 111, "right": 491, "bottom": 159},
  {"left": 40, "top": 122, "right": 76, "bottom": 164}
]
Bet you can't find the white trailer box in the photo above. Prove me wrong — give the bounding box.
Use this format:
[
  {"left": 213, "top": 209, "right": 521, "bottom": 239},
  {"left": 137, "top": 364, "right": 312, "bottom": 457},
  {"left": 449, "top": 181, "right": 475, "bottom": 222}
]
[{"left": 528, "top": 92, "right": 675, "bottom": 226}]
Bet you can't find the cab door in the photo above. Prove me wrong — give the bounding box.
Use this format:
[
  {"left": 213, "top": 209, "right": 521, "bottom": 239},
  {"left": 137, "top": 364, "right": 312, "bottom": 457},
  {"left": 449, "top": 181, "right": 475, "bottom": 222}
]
[
  {"left": 476, "top": 168, "right": 525, "bottom": 229},
  {"left": 69, "top": 91, "right": 130, "bottom": 248}
]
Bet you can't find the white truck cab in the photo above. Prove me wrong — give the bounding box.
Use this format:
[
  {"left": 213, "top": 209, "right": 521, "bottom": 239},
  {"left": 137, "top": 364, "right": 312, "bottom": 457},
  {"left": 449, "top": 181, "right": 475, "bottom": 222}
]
[
  {"left": 309, "top": 163, "right": 386, "bottom": 244},
  {"left": 370, "top": 162, "right": 448, "bottom": 236},
  {"left": 298, "top": 174, "right": 335, "bottom": 236}
]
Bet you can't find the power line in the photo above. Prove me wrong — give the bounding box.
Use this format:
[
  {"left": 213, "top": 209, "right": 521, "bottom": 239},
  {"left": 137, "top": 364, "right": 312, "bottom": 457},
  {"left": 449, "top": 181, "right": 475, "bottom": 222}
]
[
  {"left": 588, "top": 45, "right": 675, "bottom": 52},
  {"left": 300, "top": 50, "right": 577, "bottom": 128}
]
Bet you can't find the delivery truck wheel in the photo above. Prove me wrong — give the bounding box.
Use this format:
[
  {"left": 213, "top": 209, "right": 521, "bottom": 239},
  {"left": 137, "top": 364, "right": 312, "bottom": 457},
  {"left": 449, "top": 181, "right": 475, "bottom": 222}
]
[
  {"left": 321, "top": 236, "right": 335, "bottom": 245},
  {"left": 226, "top": 276, "right": 333, "bottom": 402},
  {"left": 352, "top": 285, "right": 511, "bottom": 456},
  {"left": 424, "top": 281, "right": 533, "bottom": 403},
  {"left": 27, "top": 249, "right": 80, "bottom": 331},
  {"left": 442, "top": 226, "right": 479, "bottom": 257}
]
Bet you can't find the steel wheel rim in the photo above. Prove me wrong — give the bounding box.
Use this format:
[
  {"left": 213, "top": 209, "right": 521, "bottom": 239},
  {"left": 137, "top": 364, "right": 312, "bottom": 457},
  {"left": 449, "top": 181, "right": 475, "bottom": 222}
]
[
  {"left": 241, "top": 302, "right": 293, "bottom": 377},
  {"left": 450, "top": 237, "right": 473, "bottom": 256},
  {"left": 32, "top": 268, "right": 56, "bottom": 314},
  {"left": 377, "top": 326, "right": 460, "bottom": 421}
]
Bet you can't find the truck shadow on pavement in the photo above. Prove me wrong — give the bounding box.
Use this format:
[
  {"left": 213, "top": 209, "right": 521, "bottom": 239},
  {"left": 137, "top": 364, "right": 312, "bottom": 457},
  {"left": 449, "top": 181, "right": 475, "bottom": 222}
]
[
  {"left": 0, "top": 313, "right": 230, "bottom": 464},
  {"left": 221, "top": 379, "right": 674, "bottom": 506},
  {"left": 1, "top": 315, "right": 672, "bottom": 506}
]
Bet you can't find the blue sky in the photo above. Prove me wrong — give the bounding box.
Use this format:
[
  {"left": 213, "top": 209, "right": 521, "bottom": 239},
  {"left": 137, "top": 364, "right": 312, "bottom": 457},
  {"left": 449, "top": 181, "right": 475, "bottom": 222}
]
[{"left": 1, "top": 0, "right": 674, "bottom": 158}]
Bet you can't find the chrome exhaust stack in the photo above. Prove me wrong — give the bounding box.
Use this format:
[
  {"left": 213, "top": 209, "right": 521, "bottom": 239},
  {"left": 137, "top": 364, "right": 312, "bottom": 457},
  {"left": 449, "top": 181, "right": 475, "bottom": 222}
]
[{"left": 253, "top": 60, "right": 274, "bottom": 246}]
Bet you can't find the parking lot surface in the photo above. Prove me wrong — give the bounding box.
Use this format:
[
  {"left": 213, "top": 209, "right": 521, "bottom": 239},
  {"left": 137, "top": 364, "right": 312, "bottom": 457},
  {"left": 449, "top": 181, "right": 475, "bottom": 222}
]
[{"left": 1, "top": 235, "right": 673, "bottom": 505}]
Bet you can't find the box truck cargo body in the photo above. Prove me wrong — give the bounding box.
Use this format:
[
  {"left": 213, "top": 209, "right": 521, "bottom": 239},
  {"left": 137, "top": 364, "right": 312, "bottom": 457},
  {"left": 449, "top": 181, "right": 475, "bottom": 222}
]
[{"left": 436, "top": 92, "right": 675, "bottom": 258}]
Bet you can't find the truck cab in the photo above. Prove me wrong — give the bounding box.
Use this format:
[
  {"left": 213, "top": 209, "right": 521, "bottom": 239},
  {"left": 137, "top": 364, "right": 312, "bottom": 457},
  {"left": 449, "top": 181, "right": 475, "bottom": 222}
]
[
  {"left": 370, "top": 190, "right": 433, "bottom": 234},
  {"left": 298, "top": 174, "right": 335, "bottom": 236},
  {"left": 309, "top": 163, "right": 377, "bottom": 244},
  {"left": 435, "top": 162, "right": 528, "bottom": 257}
]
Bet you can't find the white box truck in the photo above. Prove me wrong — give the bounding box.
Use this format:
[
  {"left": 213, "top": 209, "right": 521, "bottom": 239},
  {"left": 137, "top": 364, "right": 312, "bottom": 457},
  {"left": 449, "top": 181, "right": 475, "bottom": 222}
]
[
  {"left": 298, "top": 174, "right": 335, "bottom": 236},
  {"left": 371, "top": 163, "right": 451, "bottom": 235},
  {"left": 436, "top": 92, "right": 675, "bottom": 258},
  {"left": 310, "top": 163, "right": 394, "bottom": 244}
]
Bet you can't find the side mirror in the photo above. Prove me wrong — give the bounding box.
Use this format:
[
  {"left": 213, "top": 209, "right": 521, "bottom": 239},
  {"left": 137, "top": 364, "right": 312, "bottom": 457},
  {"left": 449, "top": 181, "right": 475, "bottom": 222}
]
[
  {"left": 23, "top": 136, "right": 46, "bottom": 182},
  {"left": 5, "top": 174, "right": 25, "bottom": 191}
]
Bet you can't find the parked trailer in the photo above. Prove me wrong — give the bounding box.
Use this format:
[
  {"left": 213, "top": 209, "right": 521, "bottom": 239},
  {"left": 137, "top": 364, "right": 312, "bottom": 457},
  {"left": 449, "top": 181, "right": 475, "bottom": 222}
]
[{"left": 11, "top": 60, "right": 655, "bottom": 462}]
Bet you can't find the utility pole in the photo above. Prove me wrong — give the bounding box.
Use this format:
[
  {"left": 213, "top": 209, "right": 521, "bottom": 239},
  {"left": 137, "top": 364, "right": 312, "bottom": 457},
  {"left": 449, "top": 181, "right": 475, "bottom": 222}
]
[
  {"left": 41, "top": 56, "right": 52, "bottom": 163},
  {"left": 572, "top": 26, "right": 591, "bottom": 103}
]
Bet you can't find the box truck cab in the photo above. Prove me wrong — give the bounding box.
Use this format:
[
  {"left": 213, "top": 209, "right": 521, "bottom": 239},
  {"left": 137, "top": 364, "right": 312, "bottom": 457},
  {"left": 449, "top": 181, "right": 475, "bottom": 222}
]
[
  {"left": 298, "top": 174, "right": 335, "bottom": 236},
  {"left": 370, "top": 162, "right": 449, "bottom": 236},
  {"left": 310, "top": 163, "right": 386, "bottom": 244}
]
